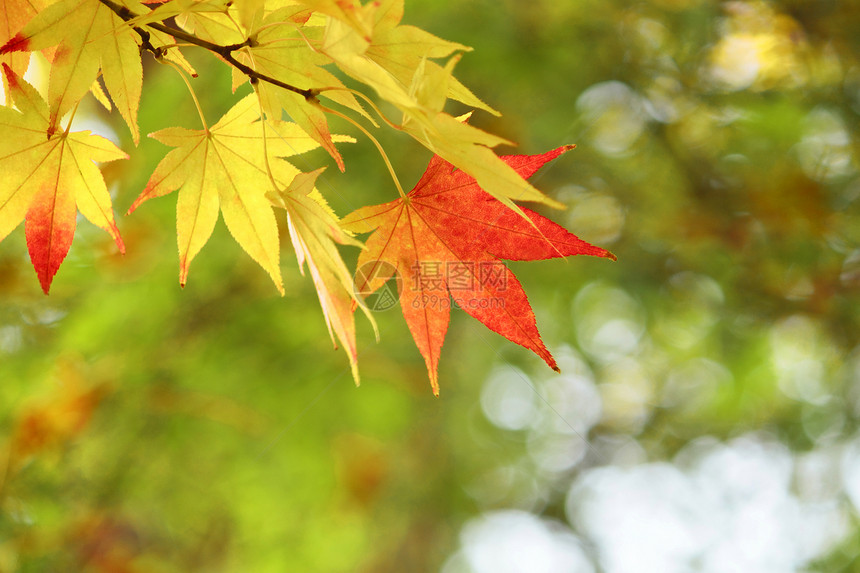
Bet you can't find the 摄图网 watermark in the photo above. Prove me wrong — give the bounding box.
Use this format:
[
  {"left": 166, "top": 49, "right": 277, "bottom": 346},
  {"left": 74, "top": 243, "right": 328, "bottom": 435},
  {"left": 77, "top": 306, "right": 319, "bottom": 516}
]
[{"left": 354, "top": 260, "right": 509, "bottom": 312}]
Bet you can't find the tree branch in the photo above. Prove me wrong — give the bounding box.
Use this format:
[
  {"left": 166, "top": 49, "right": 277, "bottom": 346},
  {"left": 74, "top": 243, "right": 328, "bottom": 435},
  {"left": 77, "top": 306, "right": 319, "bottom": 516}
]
[{"left": 96, "top": 0, "right": 318, "bottom": 100}]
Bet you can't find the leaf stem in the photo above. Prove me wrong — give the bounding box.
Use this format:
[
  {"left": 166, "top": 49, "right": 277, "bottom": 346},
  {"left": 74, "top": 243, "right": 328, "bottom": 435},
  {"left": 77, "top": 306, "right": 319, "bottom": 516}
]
[
  {"left": 165, "top": 60, "right": 208, "bottom": 132},
  {"left": 316, "top": 102, "right": 406, "bottom": 200},
  {"left": 254, "top": 86, "right": 282, "bottom": 198},
  {"left": 62, "top": 99, "right": 83, "bottom": 135},
  {"left": 318, "top": 86, "right": 402, "bottom": 131}
]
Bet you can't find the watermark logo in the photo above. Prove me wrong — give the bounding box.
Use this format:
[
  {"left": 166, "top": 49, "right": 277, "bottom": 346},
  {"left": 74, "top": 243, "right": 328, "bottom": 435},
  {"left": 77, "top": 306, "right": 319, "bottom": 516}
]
[
  {"left": 354, "top": 260, "right": 402, "bottom": 312},
  {"left": 355, "top": 260, "right": 509, "bottom": 312},
  {"left": 410, "top": 261, "right": 508, "bottom": 293},
  {"left": 409, "top": 293, "right": 505, "bottom": 311}
]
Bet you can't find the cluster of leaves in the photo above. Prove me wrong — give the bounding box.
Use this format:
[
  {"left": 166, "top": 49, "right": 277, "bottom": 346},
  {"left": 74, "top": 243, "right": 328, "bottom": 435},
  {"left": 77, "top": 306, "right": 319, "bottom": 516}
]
[{"left": 0, "top": 0, "right": 612, "bottom": 392}]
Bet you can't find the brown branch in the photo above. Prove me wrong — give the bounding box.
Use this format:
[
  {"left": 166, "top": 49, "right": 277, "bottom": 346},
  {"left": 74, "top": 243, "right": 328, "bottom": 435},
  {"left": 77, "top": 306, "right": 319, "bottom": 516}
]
[{"left": 96, "top": 0, "right": 318, "bottom": 101}]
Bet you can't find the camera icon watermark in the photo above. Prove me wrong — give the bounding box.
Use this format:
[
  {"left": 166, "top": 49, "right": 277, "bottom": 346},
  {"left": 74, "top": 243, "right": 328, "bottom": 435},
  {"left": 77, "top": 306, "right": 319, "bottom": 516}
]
[{"left": 354, "top": 260, "right": 402, "bottom": 312}]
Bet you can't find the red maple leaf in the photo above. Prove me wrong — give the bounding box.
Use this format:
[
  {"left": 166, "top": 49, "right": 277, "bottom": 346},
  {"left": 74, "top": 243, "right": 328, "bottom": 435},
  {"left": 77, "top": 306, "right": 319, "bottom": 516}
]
[{"left": 341, "top": 145, "right": 615, "bottom": 395}]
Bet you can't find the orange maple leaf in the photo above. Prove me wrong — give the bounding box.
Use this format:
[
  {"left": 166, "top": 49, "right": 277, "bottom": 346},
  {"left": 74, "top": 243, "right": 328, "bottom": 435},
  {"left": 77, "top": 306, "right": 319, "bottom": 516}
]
[
  {"left": 342, "top": 145, "right": 615, "bottom": 395},
  {"left": 0, "top": 64, "right": 126, "bottom": 294}
]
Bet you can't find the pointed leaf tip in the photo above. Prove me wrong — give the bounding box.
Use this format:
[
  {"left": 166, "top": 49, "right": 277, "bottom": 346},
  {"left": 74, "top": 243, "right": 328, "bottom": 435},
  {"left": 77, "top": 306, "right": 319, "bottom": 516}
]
[
  {"left": 0, "top": 34, "right": 29, "bottom": 55},
  {"left": 1, "top": 63, "right": 29, "bottom": 98},
  {"left": 541, "top": 348, "right": 559, "bottom": 373},
  {"left": 26, "top": 183, "right": 76, "bottom": 296}
]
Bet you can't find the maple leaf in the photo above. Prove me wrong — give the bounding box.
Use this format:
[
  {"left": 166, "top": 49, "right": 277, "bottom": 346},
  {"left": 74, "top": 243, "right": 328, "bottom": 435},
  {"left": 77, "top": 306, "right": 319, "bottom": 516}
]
[
  {"left": 269, "top": 168, "right": 376, "bottom": 383},
  {"left": 316, "top": 3, "right": 562, "bottom": 212},
  {"left": 363, "top": 0, "right": 497, "bottom": 116},
  {"left": 320, "top": 0, "right": 427, "bottom": 113},
  {"left": 341, "top": 146, "right": 615, "bottom": 395},
  {"left": 129, "top": 92, "right": 355, "bottom": 293},
  {"left": 172, "top": 0, "right": 245, "bottom": 45},
  {"left": 151, "top": 2, "right": 368, "bottom": 172},
  {"left": 229, "top": 4, "right": 371, "bottom": 172},
  {"left": 400, "top": 57, "right": 566, "bottom": 215},
  {"left": 129, "top": 93, "right": 284, "bottom": 292},
  {"left": 0, "top": 0, "right": 49, "bottom": 92},
  {"left": 0, "top": 0, "right": 144, "bottom": 142},
  {"left": 0, "top": 64, "right": 126, "bottom": 293}
]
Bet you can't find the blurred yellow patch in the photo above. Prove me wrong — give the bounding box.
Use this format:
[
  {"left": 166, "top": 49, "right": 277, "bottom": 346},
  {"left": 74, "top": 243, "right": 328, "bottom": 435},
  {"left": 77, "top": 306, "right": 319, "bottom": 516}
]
[{"left": 708, "top": 1, "right": 807, "bottom": 91}]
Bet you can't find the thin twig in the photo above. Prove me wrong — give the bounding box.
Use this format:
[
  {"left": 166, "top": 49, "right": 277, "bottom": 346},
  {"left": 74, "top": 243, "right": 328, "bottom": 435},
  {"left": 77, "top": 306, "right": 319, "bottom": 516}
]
[{"left": 96, "top": 0, "right": 318, "bottom": 100}]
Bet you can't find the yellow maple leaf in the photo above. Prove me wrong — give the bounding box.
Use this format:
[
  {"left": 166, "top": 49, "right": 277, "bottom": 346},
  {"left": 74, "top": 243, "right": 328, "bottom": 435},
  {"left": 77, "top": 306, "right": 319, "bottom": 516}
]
[
  {"left": 0, "top": 0, "right": 147, "bottom": 143},
  {"left": 129, "top": 92, "right": 356, "bottom": 294},
  {"left": 0, "top": 0, "right": 50, "bottom": 92},
  {"left": 401, "top": 57, "right": 565, "bottom": 211},
  {"left": 363, "top": 0, "right": 497, "bottom": 115},
  {"left": 230, "top": 4, "right": 373, "bottom": 171},
  {"left": 313, "top": 0, "right": 559, "bottom": 211},
  {"left": 129, "top": 93, "right": 286, "bottom": 292},
  {"left": 270, "top": 168, "right": 376, "bottom": 383},
  {"left": 0, "top": 64, "right": 126, "bottom": 293}
]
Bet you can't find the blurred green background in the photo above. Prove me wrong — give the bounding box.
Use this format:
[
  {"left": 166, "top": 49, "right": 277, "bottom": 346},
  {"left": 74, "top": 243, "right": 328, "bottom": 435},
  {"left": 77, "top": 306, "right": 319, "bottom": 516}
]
[{"left": 3, "top": 0, "right": 860, "bottom": 571}]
